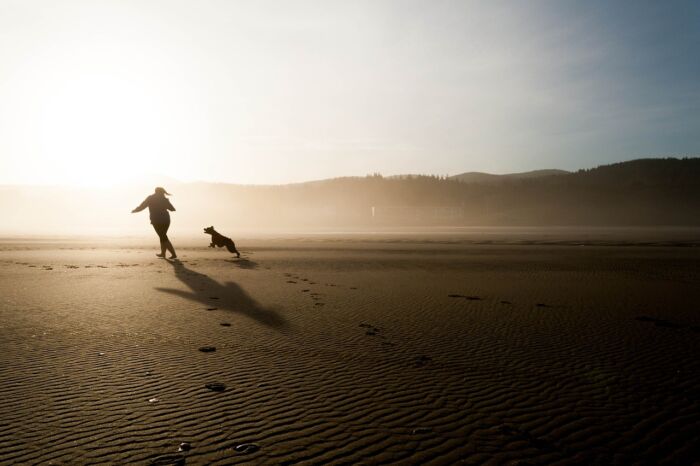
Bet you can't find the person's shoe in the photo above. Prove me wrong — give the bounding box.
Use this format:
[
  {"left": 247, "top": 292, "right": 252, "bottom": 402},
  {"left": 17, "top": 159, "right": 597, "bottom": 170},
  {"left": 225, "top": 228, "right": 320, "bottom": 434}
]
[
  {"left": 156, "top": 253, "right": 165, "bottom": 258},
  {"left": 169, "top": 255, "right": 177, "bottom": 260}
]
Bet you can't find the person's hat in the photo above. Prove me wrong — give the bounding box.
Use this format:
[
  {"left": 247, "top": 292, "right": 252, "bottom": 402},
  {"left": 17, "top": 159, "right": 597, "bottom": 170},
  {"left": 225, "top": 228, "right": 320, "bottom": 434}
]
[{"left": 155, "top": 187, "right": 171, "bottom": 195}]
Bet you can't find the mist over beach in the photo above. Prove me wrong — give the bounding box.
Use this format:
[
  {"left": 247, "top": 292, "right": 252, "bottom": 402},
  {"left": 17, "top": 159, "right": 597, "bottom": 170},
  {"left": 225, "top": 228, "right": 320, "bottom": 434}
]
[{"left": 1, "top": 1, "right": 700, "bottom": 465}]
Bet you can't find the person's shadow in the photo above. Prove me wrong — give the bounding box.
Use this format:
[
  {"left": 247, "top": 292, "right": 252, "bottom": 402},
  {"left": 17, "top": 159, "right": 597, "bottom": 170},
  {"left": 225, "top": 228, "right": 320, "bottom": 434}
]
[{"left": 156, "top": 260, "right": 288, "bottom": 330}]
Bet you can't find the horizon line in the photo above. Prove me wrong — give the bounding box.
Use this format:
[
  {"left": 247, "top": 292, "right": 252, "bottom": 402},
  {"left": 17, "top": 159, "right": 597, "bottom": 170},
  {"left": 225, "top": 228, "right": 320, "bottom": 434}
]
[{"left": 1, "top": 156, "right": 697, "bottom": 189}]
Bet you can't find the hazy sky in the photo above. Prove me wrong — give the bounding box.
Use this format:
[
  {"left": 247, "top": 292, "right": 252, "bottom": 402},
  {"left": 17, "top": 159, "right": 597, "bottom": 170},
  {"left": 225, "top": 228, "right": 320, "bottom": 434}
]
[{"left": 1, "top": 0, "right": 698, "bottom": 186}]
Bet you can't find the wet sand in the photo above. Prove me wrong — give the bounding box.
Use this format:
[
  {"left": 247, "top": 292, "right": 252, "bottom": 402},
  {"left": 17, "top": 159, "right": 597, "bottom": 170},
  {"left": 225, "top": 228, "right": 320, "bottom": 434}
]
[{"left": 1, "top": 236, "right": 699, "bottom": 464}]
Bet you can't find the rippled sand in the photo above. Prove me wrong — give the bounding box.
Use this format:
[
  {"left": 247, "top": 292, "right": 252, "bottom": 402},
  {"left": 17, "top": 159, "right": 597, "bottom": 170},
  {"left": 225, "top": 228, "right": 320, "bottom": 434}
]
[{"left": 1, "top": 237, "right": 699, "bottom": 464}]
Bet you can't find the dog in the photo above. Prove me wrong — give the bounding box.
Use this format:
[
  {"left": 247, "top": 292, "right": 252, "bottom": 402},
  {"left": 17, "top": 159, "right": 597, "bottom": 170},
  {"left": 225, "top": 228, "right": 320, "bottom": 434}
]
[{"left": 204, "top": 226, "right": 240, "bottom": 258}]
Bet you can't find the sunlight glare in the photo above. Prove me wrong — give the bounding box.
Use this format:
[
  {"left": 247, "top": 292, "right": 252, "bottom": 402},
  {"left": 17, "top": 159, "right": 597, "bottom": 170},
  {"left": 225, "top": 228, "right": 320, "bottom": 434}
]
[{"left": 36, "top": 72, "right": 163, "bottom": 187}]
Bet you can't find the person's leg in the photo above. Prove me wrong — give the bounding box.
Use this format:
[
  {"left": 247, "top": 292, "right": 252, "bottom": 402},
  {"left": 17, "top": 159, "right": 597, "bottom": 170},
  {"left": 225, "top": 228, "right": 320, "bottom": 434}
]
[
  {"left": 153, "top": 223, "right": 168, "bottom": 257},
  {"left": 162, "top": 222, "right": 177, "bottom": 259},
  {"left": 166, "top": 240, "right": 177, "bottom": 259}
]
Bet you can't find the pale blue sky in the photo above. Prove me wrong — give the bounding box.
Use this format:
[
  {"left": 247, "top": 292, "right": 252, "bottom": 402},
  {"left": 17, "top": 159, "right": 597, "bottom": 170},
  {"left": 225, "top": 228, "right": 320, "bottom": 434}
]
[{"left": 0, "top": 0, "right": 698, "bottom": 185}]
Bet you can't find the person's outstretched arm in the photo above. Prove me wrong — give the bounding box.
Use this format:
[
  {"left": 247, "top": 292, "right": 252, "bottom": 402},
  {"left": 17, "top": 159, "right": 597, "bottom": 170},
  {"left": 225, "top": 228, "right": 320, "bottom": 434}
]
[{"left": 131, "top": 198, "right": 149, "bottom": 213}]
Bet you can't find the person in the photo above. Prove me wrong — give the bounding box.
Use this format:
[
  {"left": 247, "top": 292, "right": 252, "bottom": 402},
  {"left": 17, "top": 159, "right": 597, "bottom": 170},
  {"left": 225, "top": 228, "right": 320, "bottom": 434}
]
[{"left": 132, "top": 187, "right": 177, "bottom": 259}]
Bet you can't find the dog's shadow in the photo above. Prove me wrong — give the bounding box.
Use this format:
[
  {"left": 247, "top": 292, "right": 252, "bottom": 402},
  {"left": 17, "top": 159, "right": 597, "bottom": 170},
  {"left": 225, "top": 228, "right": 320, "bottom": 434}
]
[
  {"left": 156, "top": 260, "right": 287, "bottom": 330},
  {"left": 225, "top": 258, "right": 259, "bottom": 270}
]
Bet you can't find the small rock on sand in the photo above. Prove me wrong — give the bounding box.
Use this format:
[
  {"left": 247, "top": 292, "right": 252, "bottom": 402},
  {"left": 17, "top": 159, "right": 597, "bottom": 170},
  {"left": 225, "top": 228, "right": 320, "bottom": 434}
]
[
  {"left": 149, "top": 453, "right": 185, "bottom": 465},
  {"left": 234, "top": 443, "right": 260, "bottom": 454}
]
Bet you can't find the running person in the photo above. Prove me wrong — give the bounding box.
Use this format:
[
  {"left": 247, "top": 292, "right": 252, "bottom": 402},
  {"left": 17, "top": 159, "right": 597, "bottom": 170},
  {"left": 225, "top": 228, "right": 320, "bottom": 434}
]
[{"left": 132, "top": 187, "right": 177, "bottom": 259}]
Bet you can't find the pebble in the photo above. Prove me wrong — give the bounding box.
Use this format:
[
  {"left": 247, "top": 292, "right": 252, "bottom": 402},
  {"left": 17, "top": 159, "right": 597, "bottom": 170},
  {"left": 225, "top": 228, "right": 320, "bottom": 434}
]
[
  {"left": 235, "top": 443, "right": 260, "bottom": 454},
  {"left": 149, "top": 453, "right": 185, "bottom": 465}
]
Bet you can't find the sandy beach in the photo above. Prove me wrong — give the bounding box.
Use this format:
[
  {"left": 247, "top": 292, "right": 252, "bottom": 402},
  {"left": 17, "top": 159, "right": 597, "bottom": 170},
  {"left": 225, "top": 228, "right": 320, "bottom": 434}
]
[{"left": 1, "top": 235, "right": 699, "bottom": 465}]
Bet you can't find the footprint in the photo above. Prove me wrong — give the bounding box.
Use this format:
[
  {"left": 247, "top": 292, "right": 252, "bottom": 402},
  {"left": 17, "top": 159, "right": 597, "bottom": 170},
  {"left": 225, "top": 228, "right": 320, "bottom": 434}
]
[
  {"left": 314, "top": 302, "right": 325, "bottom": 306},
  {"left": 360, "top": 323, "right": 382, "bottom": 336},
  {"left": 412, "top": 427, "right": 432, "bottom": 435},
  {"left": 205, "top": 382, "right": 226, "bottom": 392},
  {"left": 448, "top": 294, "right": 481, "bottom": 300},
  {"left": 496, "top": 424, "right": 555, "bottom": 452},
  {"left": 209, "top": 296, "right": 220, "bottom": 300},
  {"left": 220, "top": 322, "right": 231, "bottom": 327},
  {"left": 413, "top": 355, "right": 432, "bottom": 367},
  {"left": 635, "top": 316, "right": 656, "bottom": 322},
  {"left": 302, "top": 289, "right": 310, "bottom": 292},
  {"left": 287, "top": 280, "right": 297, "bottom": 284},
  {"left": 198, "top": 346, "right": 216, "bottom": 353},
  {"left": 500, "top": 300, "right": 513, "bottom": 305},
  {"left": 635, "top": 316, "right": 684, "bottom": 329},
  {"left": 206, "top": 307, "right": 218, "bottom": 311}
]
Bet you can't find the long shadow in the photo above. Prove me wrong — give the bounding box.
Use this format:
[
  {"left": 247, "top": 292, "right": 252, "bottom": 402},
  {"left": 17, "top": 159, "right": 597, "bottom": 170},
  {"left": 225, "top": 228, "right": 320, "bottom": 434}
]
[{"left": 156, "top": 260, "right": 288, "bottom": 330}]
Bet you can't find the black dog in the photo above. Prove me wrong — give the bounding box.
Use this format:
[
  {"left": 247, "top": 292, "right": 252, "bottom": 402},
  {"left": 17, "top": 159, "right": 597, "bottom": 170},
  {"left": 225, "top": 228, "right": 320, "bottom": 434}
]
[{"left": 204, "top": 226, "right": 240, "bottom": 258}]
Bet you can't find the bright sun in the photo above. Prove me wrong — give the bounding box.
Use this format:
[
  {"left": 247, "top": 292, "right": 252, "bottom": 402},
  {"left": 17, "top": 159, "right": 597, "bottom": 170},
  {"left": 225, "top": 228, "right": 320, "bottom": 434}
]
[{"left": 35, "top": 73, "right": 163, "bottom": 187}]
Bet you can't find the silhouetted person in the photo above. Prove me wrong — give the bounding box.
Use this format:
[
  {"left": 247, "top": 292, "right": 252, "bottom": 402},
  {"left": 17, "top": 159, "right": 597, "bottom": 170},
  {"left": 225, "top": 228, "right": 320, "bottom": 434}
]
[{"left": 132, "top": 187, "right": 177, "bottom": 259}]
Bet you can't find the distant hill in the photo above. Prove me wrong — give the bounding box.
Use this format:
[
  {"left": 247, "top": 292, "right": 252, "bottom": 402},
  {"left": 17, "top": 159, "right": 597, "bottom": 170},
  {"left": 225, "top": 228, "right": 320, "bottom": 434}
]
[
  {"left": 174, "top": 158, "right": 700, "bottom": 227},
  {"left": 449, "top": 169, "right": 569, "bottom": 184},
  {"left": 0, "top": 158, "right": 699, "bottom": 233}
]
